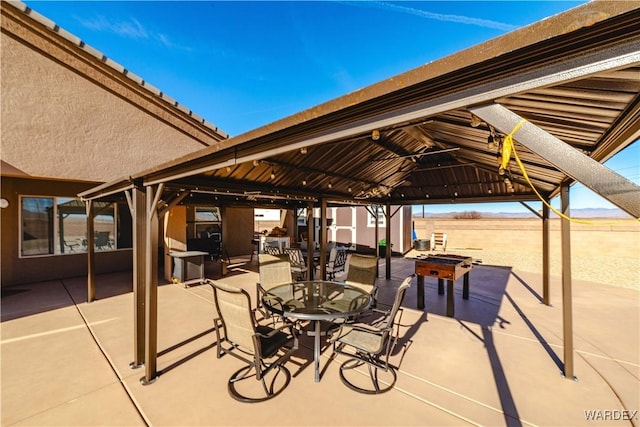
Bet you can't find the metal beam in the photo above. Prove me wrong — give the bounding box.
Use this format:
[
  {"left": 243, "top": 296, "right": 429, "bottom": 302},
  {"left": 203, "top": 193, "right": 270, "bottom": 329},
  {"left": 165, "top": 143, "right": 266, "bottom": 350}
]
[
  {"left": 519, "top": 201, "right": 541, "bottom": 219},
  {"left": 470, "top": 104, "right": 640, "bottom": 218},
  {"left": 157, "top": 190, "right": 190, "bottom": 218}
]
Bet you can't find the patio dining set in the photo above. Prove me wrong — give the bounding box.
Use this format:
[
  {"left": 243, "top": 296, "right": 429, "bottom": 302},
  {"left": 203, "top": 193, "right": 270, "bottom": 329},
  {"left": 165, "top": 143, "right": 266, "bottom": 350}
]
[
  {"left": 264, "top": 244, "right": 348, "bottom": 281},
  {"left": 206, "top": 252, "right": 414, "bottom": 402}
]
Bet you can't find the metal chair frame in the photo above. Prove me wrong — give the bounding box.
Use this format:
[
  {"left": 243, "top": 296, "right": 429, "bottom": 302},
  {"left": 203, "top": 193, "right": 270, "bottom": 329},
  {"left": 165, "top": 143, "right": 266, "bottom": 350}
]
[
  {"left": 284, "top": 247, "right": 306, "bottom": 281},
  {"left": 207, "top": 279, "right": 298, "bottom": 403},
  {"left": 320, "top": 247, "right": 347, "bottom": 281},
  {"left": 345, "top": 254, "right": 379, "bottom": 304},
  {"left": 256, "top": 254, "right": 294, "bottom": 320},
  {"left": 430, "top": 232, "right": 447, "bottom": 251},
  {"left": 330, "top": 275, "right": 413, "bottom": 394}
]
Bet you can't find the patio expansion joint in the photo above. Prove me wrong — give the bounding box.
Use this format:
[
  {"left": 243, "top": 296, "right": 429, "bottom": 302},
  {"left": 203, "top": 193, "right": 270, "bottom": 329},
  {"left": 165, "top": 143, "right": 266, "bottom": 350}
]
[
  {"left": 576, "top": 351, "right": 640, "bottom": 418},
  {"left": 394, "top": 371, "right": 539, "bottom": 427},
  {"left": 0, "top": 317, "right": 119, "bottom": 345},
  {"left": 59, "top": 279, "right": 150, "bottom": 425},
  {"left": 486, "top": 320, "right": 640, "bottom": 371},
  {"left": 5, "top": 381, "right": 145, "bottom": 427}
]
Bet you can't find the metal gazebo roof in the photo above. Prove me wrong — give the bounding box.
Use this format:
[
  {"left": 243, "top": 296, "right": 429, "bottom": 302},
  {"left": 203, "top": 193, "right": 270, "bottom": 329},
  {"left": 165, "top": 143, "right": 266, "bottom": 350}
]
[{"left": 80, "top": 2, "right": 640, "bottom": 219}]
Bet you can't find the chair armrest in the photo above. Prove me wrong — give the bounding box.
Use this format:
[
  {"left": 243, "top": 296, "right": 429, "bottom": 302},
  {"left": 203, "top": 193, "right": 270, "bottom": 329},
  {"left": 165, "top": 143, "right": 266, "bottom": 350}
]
[
  {"left": 262, "top": 294, "right": 286, "bottom": 312},
  {"left": 255, "top": 322, "right": 298, "bottom": 339}
]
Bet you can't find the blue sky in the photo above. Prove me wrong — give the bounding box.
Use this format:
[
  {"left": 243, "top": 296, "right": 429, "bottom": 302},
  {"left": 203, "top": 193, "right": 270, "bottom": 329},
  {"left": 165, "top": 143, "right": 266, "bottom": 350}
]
[{"left": 26, "top": 1, "right": 638, "bottom": 214}]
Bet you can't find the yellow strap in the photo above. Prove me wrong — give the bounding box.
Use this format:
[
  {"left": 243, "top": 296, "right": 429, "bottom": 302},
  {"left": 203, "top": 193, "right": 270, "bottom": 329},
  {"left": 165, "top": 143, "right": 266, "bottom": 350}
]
[
  {"left": 500, "top": 119, "right": 525, "bottom": 173},
  {"left": 503, "top": 119, "right": 639, "bottom": 224}
]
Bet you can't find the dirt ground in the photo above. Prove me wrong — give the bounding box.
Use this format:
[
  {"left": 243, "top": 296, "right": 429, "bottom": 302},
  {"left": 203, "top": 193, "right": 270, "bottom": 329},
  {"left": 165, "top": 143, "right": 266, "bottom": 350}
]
[{"left": 411, "top": 217, "right": 640, "bottom": 291}]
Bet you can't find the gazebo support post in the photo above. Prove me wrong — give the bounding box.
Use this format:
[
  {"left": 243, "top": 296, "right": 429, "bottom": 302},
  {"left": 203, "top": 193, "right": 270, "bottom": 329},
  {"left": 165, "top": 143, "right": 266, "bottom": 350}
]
[
  {"left": 306, "top": 202, "right": 314, "bottom": 280},
  {"left": 366, "top": 205, "right": 380, "bottom": 278},
  {"left": 385, "top": 201, "right": 391, "bottom": 280},
  {"left": 141, "top": 183, "right": 163, "bottom": 385},
  {"left": 126, "top": 187, "right": 146, "bottom": 369},
  {"left": 520, "top": 200, "right": 552, "bottom": 306},
  {"left": 542, "top": 201, "right": 551, "bottom": 306},
  {"left": 319, "top": 198, "right": 328, "bottom": 280},
  {"left": 86, "top": 200, "right": 95, "bottom": 303},
  {"left": 560, "top": 182, "right": 575, "bottom": 380}
]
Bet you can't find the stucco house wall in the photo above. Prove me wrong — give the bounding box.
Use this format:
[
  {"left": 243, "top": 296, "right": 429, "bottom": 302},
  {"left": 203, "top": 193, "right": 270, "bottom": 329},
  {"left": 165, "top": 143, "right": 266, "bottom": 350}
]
[
  {"left": 1, "top": 34, "right": 214, "bottom": 183},
  {"left": 1, "top": 3, "right": 227, "bottom": 286}
]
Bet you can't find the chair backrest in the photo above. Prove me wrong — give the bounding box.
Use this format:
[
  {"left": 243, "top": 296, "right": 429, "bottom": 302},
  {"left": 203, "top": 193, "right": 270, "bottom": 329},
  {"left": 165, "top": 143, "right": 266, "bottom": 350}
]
[
  {"left": 258, "top": 254, "right": 293, "bottom": 290},
  {"left": 95, "top": 231, "right": 110, "bottom": 247},
  {"left": 380, "top": 275, "right": 413, "bottom": 330},
  {"left": 430, "top": 232, "right": 447, "bottom": 251},
  {"left": 333, "top": 248, "right": 347, "bottom": 272},
  {"left": 210, "top": 281, "right": 256, "bottom": 352},
  {"left": 327, "top": 247, "right": 338, "bottom": 264},
  {"left": 345, "top": 254, "right": 378, "bottom": 292},
  {"left": 284, "top": 247, "right": 305, "bottom": 268},
  {"left": 265, "top": 245, "right": 281, "bottom": 255}
]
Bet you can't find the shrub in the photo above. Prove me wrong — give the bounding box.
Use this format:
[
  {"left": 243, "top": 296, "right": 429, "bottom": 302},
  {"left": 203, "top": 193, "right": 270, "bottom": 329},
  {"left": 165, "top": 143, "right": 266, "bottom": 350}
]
[
  {"left": 378, "top": 239, "right": 393, "bottom": 247},
  {"left": 454, "top": 211, "right": 482, "bottom": 219}
]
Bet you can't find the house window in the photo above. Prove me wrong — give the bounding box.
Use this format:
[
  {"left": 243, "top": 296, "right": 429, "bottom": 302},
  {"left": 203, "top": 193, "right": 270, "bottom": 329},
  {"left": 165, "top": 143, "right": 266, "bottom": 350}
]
[
  {"left": 20, "top": 196, "right": 131, "bottom": 257},
  {"left": 57, "top": 197, "right": 88, "bottom": 254},
  {"left": 194, "top": 206, "right": 221, "bottom": 239},
  {"left": 367, "top": 206, "right": 386, "bottom": 228},
  {"left": 21, "top": 197, "right": 54, "bottom": 256}
]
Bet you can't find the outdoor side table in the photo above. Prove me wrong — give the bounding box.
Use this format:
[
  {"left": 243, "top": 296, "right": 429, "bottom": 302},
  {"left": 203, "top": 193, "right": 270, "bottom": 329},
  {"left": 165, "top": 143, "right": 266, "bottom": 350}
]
[{"left": 169, "top": 251, "right": 208, "bottom": 287}]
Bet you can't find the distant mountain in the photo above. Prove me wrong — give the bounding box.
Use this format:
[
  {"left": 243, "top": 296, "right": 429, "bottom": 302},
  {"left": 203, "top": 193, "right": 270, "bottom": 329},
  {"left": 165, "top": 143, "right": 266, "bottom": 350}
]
[
  {"left": 415, "top": 208, "right": 631, "bottom": 219},
  {"left": 555, "top": 208, "right": 631, "bottom": 218}
]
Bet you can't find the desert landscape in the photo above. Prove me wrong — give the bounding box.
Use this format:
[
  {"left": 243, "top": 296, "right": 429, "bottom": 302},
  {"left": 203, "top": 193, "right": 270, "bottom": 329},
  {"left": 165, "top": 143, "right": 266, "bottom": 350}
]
[
  {"left": 254, "top": 213, "right": 639, "bottom": 290},
  {"left": 412, "top": 217, "right": 640, "bottom": 291}
]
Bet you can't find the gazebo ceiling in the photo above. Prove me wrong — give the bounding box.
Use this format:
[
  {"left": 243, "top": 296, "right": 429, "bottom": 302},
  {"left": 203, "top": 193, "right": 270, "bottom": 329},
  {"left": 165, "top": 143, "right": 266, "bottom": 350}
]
[{"left": 81, "top": 2, "right": 640, "bottom": 216}]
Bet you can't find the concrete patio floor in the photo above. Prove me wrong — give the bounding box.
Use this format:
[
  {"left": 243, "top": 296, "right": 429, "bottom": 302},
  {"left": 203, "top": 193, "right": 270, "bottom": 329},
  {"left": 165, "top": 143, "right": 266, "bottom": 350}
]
[{"left": 1, "top": 254, "right": 638, "bottom": 426}]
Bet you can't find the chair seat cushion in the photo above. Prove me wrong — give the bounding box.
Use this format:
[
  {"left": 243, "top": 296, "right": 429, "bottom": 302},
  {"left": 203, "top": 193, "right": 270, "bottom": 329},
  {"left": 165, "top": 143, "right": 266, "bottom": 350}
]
[
  {"left": 335, "top": 323, "right": 384, "bottom": 354},
  {"left": 256, "top": 325, "right": 291, "bottom": 358}
]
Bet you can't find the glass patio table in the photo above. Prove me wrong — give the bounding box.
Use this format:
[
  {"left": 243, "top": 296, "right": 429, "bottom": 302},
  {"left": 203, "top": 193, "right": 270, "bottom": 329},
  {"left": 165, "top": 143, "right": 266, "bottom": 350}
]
[{"left": 262, "top": 280, "right": 371, "bottom": 382}]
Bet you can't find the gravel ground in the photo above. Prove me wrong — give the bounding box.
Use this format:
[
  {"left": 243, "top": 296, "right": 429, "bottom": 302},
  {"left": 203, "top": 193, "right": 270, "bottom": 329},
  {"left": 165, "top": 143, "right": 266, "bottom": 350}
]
[{"left": 405, "top": 248, "right": 640, "bottom": 291}]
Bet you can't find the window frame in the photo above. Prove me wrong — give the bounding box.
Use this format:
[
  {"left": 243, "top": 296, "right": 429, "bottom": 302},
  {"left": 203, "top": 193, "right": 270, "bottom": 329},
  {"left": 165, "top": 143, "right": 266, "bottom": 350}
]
[{"left": 18, "top": 195, "right": 130, "bottom": 258}]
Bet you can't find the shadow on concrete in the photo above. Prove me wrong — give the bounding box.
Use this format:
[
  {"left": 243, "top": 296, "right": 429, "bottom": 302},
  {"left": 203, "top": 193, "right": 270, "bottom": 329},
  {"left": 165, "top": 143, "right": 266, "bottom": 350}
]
[
  {"left": 158, "top": 328, "right": 217, "bottom": 376},
  {"left": 410, "top": 257, "right": 522, "bottom": 426}
]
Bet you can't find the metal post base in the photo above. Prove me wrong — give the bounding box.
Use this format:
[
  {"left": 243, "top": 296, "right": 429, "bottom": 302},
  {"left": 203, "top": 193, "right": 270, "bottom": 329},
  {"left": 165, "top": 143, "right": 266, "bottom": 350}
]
[{"left": 140, "top": 376, "right": 158, "bottom": 386}]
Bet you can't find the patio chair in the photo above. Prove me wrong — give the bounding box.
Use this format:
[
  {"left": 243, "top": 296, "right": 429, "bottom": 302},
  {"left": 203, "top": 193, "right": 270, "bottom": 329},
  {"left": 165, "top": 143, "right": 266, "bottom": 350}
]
[
  {"left": 318, "top": 246, "right": 347, "bottom": 281},
  {"left": 249, "top": 237, "right": 259, "bottom": 263},
  {"left": 330, "top": 274, "right": 413, "bottom": 394},
  {"left": 95, "top": 231, "right": 112, "bottom": 250},
  {"left": 430, "top": 232, "right": 447, "bottom": 251},
  {"left": 344, "top": 254, "right": 379, "bottom": 304},
  {"left": 206, "top": 279, "right": 299, "bottom": 403},
  {"left": 256, "top": 254, "right": 296, "bottom": 319},
  {"left": 283, "top": 247, "right": 306, "bottom": 281},
  {"left": 63, "top": 238, "right": 81, "bottom": 253},
  {"left": 265, "top": 245, "right": 281, "bottom": 255}
]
